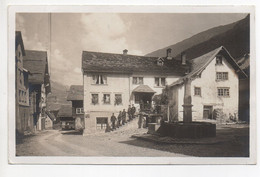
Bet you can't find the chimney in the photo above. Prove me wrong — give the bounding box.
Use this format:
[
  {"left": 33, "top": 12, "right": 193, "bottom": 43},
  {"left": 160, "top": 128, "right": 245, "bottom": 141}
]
[
  {"left": 123, "top": 49, "right": 128, "bottom": 55},
  {"left": 181, "top": 52, "right": 187, "bottom": 65},
  {"left": 166, "top": 48, "right": 172, "bottom": 60}
]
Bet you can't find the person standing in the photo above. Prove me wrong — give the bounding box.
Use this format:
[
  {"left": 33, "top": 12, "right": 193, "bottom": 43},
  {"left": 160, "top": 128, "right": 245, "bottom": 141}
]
[
  {"left": 110, "top": 113, "right": 117, "bottom": 130},
  {"left": 131, "top": 104, "right": 136, "bottom": 119},
  {"left": 122, "top": 109, "right": 126, "bottom": 125},
  {"left": 127, "top": 105, "right": 132, "bottom": 121},
  {"left": 117, "top": 111, "right": 122, "bottom": 127},
  {"left": 138, "top": 112, "right": 144, "bottom": 128}
]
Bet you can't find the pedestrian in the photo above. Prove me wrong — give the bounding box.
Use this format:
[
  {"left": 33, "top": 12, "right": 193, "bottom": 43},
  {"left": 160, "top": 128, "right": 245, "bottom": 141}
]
[
  {"left": 117, "top": 111, "right": 122, "bottom": 127},
  {"left": 122, "top": 109, "right": 126, "bottom": 125},
  {"left": 131, "top": 104, "right": 136, "bottom": 119},
  {"left": 110, "top": 113, "right": 117, "bottom": 130},
  {"left": 127, "top": 105, "right": 132, "bottom": 121},
  {"left": 138, "top": 112, "right": 143, "bottom": 128}
]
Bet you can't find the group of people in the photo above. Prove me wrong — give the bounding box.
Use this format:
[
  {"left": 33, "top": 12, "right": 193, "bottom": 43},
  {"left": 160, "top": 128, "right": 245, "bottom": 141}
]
[{"left": 108, "top": 104, "right": 136, "bottom": 131}]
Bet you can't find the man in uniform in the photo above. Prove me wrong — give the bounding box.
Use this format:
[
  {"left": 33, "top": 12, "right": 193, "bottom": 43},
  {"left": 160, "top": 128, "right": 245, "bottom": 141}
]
[
  {"left": 122, "top": 109, "right": 126, "bottom": 125},
  {"left": 127, "top": 105, "right": 132, "bottom": 121},
  {"left": 131, "top": 104, "right": 136, "bottom": 119},
  {"left": 117, "top": 111, "right": 122, "bottom": 127},
  {"left": 110, "top": 113, "right": 117, "bottom": 130}
]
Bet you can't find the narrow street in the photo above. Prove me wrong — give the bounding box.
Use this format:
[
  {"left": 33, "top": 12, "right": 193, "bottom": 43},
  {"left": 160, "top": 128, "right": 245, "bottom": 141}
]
[{"left": 16, "top": 118, "right": 249, "bottom": 157}]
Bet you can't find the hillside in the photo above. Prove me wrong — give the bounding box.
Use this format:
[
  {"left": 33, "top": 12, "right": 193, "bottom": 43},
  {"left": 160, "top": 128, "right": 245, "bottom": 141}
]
[
  {"left": 146, "top": 15, "right": 249, "bottom": 63},
  {"left": 47, "top": 80, "right": 71, "bottom": 111}
]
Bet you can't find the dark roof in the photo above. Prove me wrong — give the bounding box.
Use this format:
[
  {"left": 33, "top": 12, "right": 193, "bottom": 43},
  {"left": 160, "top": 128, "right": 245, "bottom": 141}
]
[
  {"left": 170, "top": 46, "right": 247, "bottom": 87},
  {"left": 67, "top": 85, "right": 84, "bottom": 101},
  {"left": 46, "top": 111, "right": 56, "bottom": 121},
  {"left": 57, "top": 105, "right": 72, "bottom": 118},
  {"left": 23, "top": 50, "right": 50, "bottom": 85},
  {"left": 132, "top": 85, "right": 156, "bottom": 93},
  {"left": 82, "top": 51, "right": 188, "bottom": 75},
  {"left": 15, "top": 31, "right": 25, "bottom": 56}
]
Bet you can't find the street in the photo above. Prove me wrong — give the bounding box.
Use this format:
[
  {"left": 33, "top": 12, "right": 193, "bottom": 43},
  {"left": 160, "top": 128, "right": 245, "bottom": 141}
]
[{"left": 16, "top": 119, "right": 249, "bottom": 157}]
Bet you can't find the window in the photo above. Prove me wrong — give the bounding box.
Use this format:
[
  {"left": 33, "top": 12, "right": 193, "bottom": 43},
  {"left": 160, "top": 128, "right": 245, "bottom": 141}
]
[
  {"left": 92, "top": 75, "right": 107, "bottom": 85},
  {"left": 154, "top": 77, "right": 166, "bottom": 87},
  {"left": 216, "top": 55, "right": 223, "bottom": 65},
  {"left": 76, "top": 108, "right": 84, "bottom": 114},
  {"left": 96, "top": 117, "right": 108, "bottom": 129},
  {"left": 114, "top": 94, "right": 122, "bottom": 105},
  {"left": 216, "top": 72, "right": 228, "bottom": 81},
  {"left": 103, "top": 94, "right": 111, "bottom": 104},
  {"left": 194, "top": 87, "right": 201, "bottom": 96},
  {"left": 133, "top": 77, "right": 143, "bottom": 85},
  {"left": 91, "top": 94, "right": 99, "bottom": 105},
  {"left": 217, "top": 88, "right": 230, "bottom": 97}
]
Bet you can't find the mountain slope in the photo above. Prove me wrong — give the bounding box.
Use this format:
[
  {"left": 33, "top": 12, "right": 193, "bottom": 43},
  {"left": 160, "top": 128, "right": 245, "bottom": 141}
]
[
  {"left": 146, "top": 15, "right": 249, "bottom": 62},
  {"left": 47, "top": 80, "right": 71, "bottom": 111}
]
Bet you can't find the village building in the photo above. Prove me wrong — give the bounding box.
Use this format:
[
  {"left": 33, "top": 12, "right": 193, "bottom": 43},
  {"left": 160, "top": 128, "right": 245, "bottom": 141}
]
[
  {"left": 167, "top": 46, "right": 247, "bottom": 122},
  {"left": 81, "top": 46, "right": 247, "bottom": 134},
  {"left": 15, "top": 31, "right": 30, "bottom": 135},
  {"left": 57, "top": 105, "right": 74, "bottom": 130},
  {"left": 67, "top": 85, "right": 84, "bottom": 130},
  {"left": 81, "top": 49, "right": 189, "bottom": 134},
  {"left": 23, "top": 50, "right": 51, "bottom": 131},
  {"left": 45, "top": 111, "right": 56, "bottom": 129}
]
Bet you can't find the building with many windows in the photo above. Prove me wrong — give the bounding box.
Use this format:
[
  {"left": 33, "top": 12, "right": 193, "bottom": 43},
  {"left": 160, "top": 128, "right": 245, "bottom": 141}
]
[
  {"left": 81, "top": 46, "right": 247, "bottom": 134},
  {"left": 168, "top": 46, "right": 247, "bottom": 121},
  {"left": 81, "top": 49, "right": 189, "bottom": 134}
]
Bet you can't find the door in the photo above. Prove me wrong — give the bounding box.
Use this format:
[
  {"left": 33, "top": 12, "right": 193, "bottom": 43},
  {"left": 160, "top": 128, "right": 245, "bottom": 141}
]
[{"left": 203, "top": 106, "right": 213, "bottom": 119}]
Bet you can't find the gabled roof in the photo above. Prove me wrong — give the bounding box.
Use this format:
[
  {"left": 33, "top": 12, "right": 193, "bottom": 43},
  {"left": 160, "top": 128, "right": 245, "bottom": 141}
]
[
  {"left": 82, "top": 51, "right": 188, "bottom": 75},
  {"left": 170, "top": 46, "right": 248, "bottom": 87},
  {"left": 15, "top": 31, "right": 25, "bottom": 56},
  {"left": 67, "top": 85, "right": 84, "bottom": 101},
  {"left": 57, "top": 105, "right": 72, "bottom": 118},
  {"left": 23, "top": 50, "right": 50, "bottom": 85},
  {"left": 46, "top": 111, "right": 56, "bottom": 121},
  {"left": 132, "top": 85, "right": 156, "bottom": 93}
]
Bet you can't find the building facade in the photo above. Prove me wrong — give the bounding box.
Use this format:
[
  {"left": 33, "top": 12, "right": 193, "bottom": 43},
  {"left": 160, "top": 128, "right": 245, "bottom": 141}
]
[
  {"left": 15, "top": 31, "right": 31, "bottom": 135},
  {"left": 67, "top": 85, "right": 85, "bottom": 130},
  {"left": 168, "top": 46, "right": 247, "bottom": 122},
  {"left": 23, "top": 50, "right": 51, "bottom": 131},
  {"left": 81, "top": 47, "right": 247, "bottom": 134},
  {"left": 81, "top": 49, "right": 188, "bottom": 134}
]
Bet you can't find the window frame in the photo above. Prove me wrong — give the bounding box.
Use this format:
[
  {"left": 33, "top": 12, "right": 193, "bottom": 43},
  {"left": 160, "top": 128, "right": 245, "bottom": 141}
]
[
  {"left": 194, "top": 87, "right": 201, "bottom": 96},
  {"left": 216, "top": 72, "right": 228, "bottom": 81},
  {"left": 91, "top": 93, "right": 99, "bottom": 105},
  {"left": 76, "top": 108, "right": 84, "bottom": 114},
  {"left": 217, "top": 87, "right": 230, "bottom": 97},
  {"left": 96, "top": 117, "right": 108, "bottom": 130},
  {"left": 154, "top": 77, "right": 166, "bottom": 87},
  {"left": 114, "top": 94, "right": 123, "bottom": 105},
  {"left": 91, "top": 74, "right": 107, "bottom": 85},
  {"left": 216, "top": 55, "right": 223, "bottom": 65},
  {"left": 103, "top": 93, "right": 111, "bottom": 104},
  {"left": 132, "top": 77, "right": 144, "bottom": 85}
]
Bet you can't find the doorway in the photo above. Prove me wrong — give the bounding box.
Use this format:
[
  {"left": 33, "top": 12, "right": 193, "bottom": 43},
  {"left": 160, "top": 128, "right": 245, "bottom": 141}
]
[{"left": 203, "top": 105, "right": 213, "bottom": 119}]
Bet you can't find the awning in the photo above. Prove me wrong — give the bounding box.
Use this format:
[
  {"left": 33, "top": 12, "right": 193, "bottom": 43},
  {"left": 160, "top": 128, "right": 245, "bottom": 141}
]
[{"left": 132, "top": 85, "right": 156, "bottom": 93}]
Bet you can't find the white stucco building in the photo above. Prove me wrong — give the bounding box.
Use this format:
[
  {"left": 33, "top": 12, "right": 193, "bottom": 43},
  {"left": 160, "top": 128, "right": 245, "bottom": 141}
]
[
  {"left": 168, "top": 46, "right": 247, "bottom": 122},
  {"left": 81, "top": 46, "right": 247, "bottom": 134}
]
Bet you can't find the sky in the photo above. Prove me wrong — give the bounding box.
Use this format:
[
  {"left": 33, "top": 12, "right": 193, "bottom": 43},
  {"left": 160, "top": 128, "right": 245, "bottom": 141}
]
[{"left": 16, "top": 13, "right": 247, "bottom": 86}]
